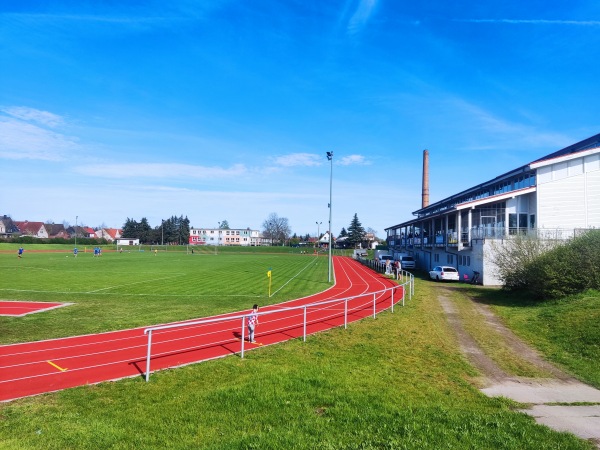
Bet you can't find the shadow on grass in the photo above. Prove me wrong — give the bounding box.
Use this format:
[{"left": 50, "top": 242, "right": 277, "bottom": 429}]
[{"left": 128, "top": 338, "right": 245, "bottom": 380}]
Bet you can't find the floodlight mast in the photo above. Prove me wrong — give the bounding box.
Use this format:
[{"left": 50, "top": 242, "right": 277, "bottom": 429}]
[
  {"left": 327, "top": 151, "right": 333, "bottom": 283},
  {"left": 316, "top": 221, "right": 322, "bottom": 249}
]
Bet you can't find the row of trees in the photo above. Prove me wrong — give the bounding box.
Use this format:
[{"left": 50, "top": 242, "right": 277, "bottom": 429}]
[
  {"left": 122, "top": 215, "right": 190, "bottom": 245},
  {"left": 121, "top": 212, "right": 378, "bottom": 247}
]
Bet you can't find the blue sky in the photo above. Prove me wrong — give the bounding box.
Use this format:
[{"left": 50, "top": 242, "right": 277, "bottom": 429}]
[{"left": 1, "top": 1, "right": 599, "bottom": 238}]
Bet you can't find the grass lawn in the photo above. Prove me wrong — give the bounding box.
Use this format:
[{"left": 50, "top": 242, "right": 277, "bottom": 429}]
[{"left": 0, "top": 249, "right": 596, "bottom": 449}]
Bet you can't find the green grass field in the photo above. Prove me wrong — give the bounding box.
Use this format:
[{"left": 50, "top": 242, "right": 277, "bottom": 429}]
[
  {"left": 0, "top": 244, "right": 332, "bottom": 344},
  {"left": 1, "top": 244, "right": 597, "bottom": 449}
]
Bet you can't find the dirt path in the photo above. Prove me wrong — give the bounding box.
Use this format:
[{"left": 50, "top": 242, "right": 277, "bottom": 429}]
[{"left": 436, "top": 286, "right": 600, "bottom": 448}]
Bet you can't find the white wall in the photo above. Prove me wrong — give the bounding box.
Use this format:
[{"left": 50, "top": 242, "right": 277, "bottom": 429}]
[{"left": 536, "top": 152, "right": 600, "bottom": 229}]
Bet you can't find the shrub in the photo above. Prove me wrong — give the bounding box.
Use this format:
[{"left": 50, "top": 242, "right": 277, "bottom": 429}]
[{"left": 504, "top": 230, "right": 600, "bottom": 300}]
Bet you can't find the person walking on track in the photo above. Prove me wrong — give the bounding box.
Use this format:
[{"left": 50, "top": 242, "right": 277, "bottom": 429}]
[{"left": 247, "top": 304, "right": 259, "bottom": 343}]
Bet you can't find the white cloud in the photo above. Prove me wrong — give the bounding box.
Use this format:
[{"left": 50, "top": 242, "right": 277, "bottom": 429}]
[
  {"left": 74, "top": 162, "right": 248, "bottom": 178},
  {"left": 338, "top": 154, "right": 369, "bottom": 165},
  {"left": 451, "top": 99, "right": 572, "bottom": 149},
  {"left": 0, "top": 116, "right": 77, "bottom": 161},
  {"left": 274, "top": 153, "right": 322, "bottom": 167},
  {"left": 347, "top": 0, "right": 379, "bottom": 34},
  {"left": 1, "top": 106, "right": 65, "bottom": 128}
]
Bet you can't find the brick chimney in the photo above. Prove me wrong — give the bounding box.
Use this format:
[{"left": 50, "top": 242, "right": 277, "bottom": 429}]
[{"left": 422, "top": 149, "right": 430, "bottom": 208}]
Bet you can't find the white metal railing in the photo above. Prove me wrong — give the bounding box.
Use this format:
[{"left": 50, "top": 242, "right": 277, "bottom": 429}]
[{"left": 143, "top": 272, "right": 414, "bottom": 381}]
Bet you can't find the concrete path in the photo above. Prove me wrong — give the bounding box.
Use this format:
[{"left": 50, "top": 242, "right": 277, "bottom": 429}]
[
  {"left": 437, "top": 288, "right": 600, "bottom": 448},
  {"left": 482, "top": 380, "right": 600, "bottom": 446}
]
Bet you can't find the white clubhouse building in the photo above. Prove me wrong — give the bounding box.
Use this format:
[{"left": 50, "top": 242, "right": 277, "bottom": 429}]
[{"left": 385, "top": 133, "right": 600, "bottom": 285}]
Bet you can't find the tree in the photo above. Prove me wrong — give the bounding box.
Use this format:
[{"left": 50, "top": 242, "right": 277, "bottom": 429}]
[
  {"left": 219, "top": 220, "right": 230, "bottom": 229},
  {"left": 160, "top": 215, "right": 190, "bottom": 245},
  {"left": 338, "top": 227, "right": 348, "bottom": 237},
  {"left": 346, "top": 213, "right": 366, "bottom": 249},
  {"left": 137, "top": 217, "right": 152, "bottom": 244},
  {"left": 122, "top": 217, "right": 154, "bottom": 243},
  {"left": 262, "top": 213, "right": 291, "bottom": 246},
  {"left": 122, "top": 218, "right": 138, "bottom": 238}
]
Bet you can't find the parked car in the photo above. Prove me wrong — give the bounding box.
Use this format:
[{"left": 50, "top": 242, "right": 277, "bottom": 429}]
[
  {"left": 374, "top": 250, "right": 392, "bottom": 262},
  {"left": 429, "top": 266, "right": 459, "bottom": 281},
  {"left": 398, "top": 256, "right": 415, "bottom": 270}
]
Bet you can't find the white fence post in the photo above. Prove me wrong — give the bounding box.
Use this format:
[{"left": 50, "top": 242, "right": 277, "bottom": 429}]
[
  {"left": 373, "top": 293, "right": 376, "bottom": 319},
  {"left": 145, "top": 330, "right": 152, "bottom": 382},
  {"left": 303, "top": 306, "right": 307, "bottom": 342},
  {"left": 344, "top": 299, "right": 348, "bottom": 329},
  {"left": 241, "top": 316, "right": 246, "bottom": 358}
]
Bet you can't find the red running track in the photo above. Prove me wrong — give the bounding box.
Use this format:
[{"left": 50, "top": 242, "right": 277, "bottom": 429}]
[{"left": 0, "top": 257, "right": 404, "bottom": 402}]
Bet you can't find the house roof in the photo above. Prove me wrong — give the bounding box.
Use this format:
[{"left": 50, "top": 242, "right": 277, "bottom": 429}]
[
  {"left": 0, "top": 216, "right": 19, "bottom": 233},
  {"left": 104, "top": 228, "right": 122, "bottom": 239},
  {"left": 14, "top": 221, "right": 45, "bottom": 235},
  {"left": 45, "top": 224, "right": 67, "bottom": 237}
]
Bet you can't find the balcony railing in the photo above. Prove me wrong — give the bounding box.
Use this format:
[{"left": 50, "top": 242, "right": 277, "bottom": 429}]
[{"left": 390, "top": 227, "right": 595, "bottom": 250}]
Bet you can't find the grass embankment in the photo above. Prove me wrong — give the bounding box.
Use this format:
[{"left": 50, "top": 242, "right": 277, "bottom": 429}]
[
  {"left": 447, "top": 287, "right": 553, "bottom": 379},
  {"left": 466, "top": 287, "right": 600, "bottom": 388},
  {"left": 424, "top": 280, "right": 600, "bottom": 389},
  {"left": 1, "top": 258, "right": 595, "bottom": 448}
]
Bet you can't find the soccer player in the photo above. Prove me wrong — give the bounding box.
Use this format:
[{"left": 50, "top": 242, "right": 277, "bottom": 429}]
[{"left": 18, "top": 247, "right": 23, "bottom": 258}]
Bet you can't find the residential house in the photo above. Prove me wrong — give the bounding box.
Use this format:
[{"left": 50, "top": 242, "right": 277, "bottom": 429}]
[
  {"left": 95, "top": 228, "right": 122, "bottom": 242},
  {"left": 14, "top": 221, "right": 49, "bottom": 239},
  {"left": 45, "top": 224, "right": 69, "bottom": 239},
  {"left": 0, "top": 216, "right": 19, "bottom": 238},
  {"left": 68, "top": 226, "right": 96, "bottom": 239}
]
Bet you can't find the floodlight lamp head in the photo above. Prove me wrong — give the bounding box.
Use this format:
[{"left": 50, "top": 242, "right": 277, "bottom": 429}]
[{"left": 326, "top": 151, "right": 333, "bottom": 160}]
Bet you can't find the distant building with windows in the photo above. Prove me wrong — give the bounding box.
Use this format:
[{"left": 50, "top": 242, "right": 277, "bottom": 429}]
[
  {"left": 189, "top": 227, "right": 264, "bottom": 246},
  {"left": 14, "top": 221, "right": 49, "bottom": 238},
  {"left": 385, "top": 133, "right": 600, "bottom": 285}
]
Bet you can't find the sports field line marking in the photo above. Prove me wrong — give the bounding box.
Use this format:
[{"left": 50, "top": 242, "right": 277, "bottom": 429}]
[
  {"left": 47, "top": 361, "right": 67, "bottom": 372},
  {"left": 269, "top": 257, "right": 320, "bottom": 298},
  {"left": 85, "top": 274, "right": 185, "bottom": 293}
]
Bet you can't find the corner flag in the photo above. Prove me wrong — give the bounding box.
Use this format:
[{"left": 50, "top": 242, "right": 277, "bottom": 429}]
[{"left": 267, "top": 268, "right": 272, "bottom": 297}]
